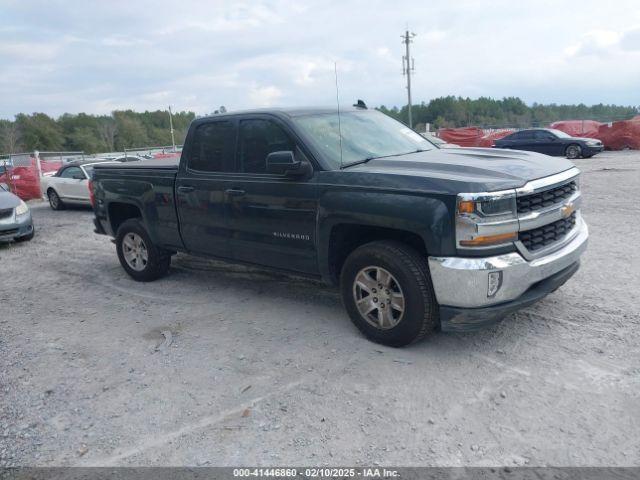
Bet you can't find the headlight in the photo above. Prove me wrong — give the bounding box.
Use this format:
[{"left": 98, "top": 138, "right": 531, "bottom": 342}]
[
  {"left": 456, "top": 191, "right": 518, "bottom": 248},
  {"left": 586, "top": 140, "right": 600, "bottom": 146},
  {"left": 15, "top": 200, "right": 29, "bottom": 216}
]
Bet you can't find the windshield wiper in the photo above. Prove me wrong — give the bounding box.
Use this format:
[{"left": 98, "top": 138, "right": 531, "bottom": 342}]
[{"left": 341, "top": 149, "right": 429, "bottom": 169}]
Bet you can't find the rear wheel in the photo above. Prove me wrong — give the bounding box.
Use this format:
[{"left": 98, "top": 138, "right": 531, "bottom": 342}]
[
  {"left": 116, "top": 219, "right": 171, "bottom": 281},
  {"left": 340, "top": 240, "right": 438, "bottom": 347},
  {"left": 565, "top": 144, "right": 582, "bottom": 159},
  {"left": 47, "top": 189, "right": 65, "bottom": 210}
]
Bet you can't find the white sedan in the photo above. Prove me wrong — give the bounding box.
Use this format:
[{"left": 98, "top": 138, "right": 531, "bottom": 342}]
[{"left": 41, "top": 161, "right": 115, "bottom": 210}]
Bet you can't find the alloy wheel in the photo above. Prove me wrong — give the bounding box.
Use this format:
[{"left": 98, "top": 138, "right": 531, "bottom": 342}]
[
  {"left": 353, "top": 266, "right": 405, "bottom": 330},
  {"left": 122, "top": 232, "right": 149, "bottom": 271}
]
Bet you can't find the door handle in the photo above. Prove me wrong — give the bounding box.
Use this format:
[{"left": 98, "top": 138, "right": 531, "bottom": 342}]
[
  {"left": 225, "top": 188, "right": 245, "bottom": 197},
  {"left": 177, "top": 185, "right": 195, "bottom": 193}
]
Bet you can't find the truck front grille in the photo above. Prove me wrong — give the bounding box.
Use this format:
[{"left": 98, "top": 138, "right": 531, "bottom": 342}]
[
  {"left": 517, "top": 181, "right": 577, "bottom": 214},
  {"left": 0, "top": 208, "right": 13, "bottom": 220},
  {"left": 519, "top": 212, "right": 577, "bottom": 252}
]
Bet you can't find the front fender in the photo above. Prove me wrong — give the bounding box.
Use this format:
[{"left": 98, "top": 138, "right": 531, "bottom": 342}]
[{"left": 317, "top": 189, "right": 455, "bottom": 281}]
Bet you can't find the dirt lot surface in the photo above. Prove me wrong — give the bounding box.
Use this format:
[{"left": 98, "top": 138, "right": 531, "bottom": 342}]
[{"left": 1, "top": 151, "right": 639, "bottom": 467}]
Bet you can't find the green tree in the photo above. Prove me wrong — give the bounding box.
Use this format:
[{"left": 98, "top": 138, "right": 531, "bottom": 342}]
[
  {"left": 0, "top": 120, "right": 22, "bottom": 153},
  {"left": 14, "top": 113, "right": 63, "bottom": 151},
  {"left": 113, "top": 111, "right": 149, "bottom": 149}
]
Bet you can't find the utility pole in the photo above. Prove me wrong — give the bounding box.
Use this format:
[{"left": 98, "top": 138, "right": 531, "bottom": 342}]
[
  {"left": 402, "top": 30, "right": 416, "bottom": 128},
  {"left": 168, "top": 106, "right": 176, "bottom": 152}
]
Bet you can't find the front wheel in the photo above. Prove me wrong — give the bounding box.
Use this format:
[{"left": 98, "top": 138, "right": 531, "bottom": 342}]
[
  {"left": 116, "top": 219, "right": 171, "bottom": 281},
  {"left": 340, "top": 240, "right": 438, "bottom": 347},
  {"left": 47, "top": 189, "right": 65, "bottom": 210},
  {"left": 565, "top": 144, "right": 582, "bottom": 159}
]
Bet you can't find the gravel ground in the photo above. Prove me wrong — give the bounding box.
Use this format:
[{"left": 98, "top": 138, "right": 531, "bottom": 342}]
[{"left": 1, "top": 150, "right": 639, "bottom": 467}]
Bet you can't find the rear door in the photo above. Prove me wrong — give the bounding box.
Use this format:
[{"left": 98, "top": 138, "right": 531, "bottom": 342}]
[
  {"left": 516, "top": 130, "right": 538, "bottom": 152},
  {"left": 498, "top": 131, "right": 521, "bottom": 149},
  {"left": 225, "top": 116, "right": 319, "bottom": 274},
  {"left": 175, "top": 119, "right": 237, "bottom": 257}
]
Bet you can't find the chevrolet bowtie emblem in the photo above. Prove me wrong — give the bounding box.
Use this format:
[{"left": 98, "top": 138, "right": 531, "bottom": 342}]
[{"left": 561, "top": 203, "right": 576, "bottom": 218}]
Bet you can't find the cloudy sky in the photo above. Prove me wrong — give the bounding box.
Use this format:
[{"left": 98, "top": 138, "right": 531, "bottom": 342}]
[{"left": 1, "top": 0, "right": 639, "bottom": 119}]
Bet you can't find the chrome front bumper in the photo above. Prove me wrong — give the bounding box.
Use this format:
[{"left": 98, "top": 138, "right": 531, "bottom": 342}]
[{"left": 428, "top": 216, "right": 588, "bottom": 310}]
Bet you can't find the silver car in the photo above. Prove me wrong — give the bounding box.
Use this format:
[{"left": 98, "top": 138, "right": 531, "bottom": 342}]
[{"left": 0, "top": 183, "right": 34, "bottom": 242}]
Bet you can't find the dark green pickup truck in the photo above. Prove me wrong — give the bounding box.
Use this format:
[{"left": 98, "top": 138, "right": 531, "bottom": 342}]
[{"left": 92, "top": 106, "right": 588, "bottom": 346}]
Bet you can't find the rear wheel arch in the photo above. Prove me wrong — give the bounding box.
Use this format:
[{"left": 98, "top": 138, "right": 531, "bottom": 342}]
[{"left": 108, "top": 202, "right": 143, "bottom": 235}]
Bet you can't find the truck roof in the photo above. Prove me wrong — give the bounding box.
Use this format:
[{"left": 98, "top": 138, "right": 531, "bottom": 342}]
[{"left": 199, "top": 106, "right": 367, "bottom": 120}]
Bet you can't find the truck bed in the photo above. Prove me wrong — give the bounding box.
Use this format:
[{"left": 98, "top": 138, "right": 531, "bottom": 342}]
[{"left": 92, "top": 157, "right": 183, "bottom": 250}]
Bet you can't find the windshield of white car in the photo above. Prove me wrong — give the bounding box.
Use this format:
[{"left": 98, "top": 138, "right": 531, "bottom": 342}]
[{"left": 292, "top": 110, "right": 434, "bottom": 169}]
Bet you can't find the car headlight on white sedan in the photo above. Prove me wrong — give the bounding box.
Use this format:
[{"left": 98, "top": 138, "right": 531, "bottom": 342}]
[{"left": 15, "top": 200, "right": 30, "bottom": 217}]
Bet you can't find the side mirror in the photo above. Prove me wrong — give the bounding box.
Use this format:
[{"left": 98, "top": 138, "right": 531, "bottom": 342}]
[{"left": 266, "top": 151, "right": 310, "bottom": 177}]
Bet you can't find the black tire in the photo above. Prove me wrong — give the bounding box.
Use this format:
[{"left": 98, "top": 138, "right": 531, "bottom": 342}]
[
  {"left": 565, "top": 144, "right": 582, "bottom": 159},
  {"left": 47, "top": 189, "right": 65, "bottom": 210},
  {"left": 340, "top": 240, "right": 438, "bottom": 347},
  {"left": 15, "top": 227, "right": 35, "bottom": 242},
  {"left": 115, "top": 218, "right": 171, "bottom": 281}
]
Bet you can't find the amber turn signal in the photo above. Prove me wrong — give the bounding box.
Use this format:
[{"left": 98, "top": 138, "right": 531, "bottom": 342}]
[
  {"left": 459, "top": 232, "right": 517, "bottom": 247},
  {"left": 457, "top": 200, "right": 476, "bottom": 214}
]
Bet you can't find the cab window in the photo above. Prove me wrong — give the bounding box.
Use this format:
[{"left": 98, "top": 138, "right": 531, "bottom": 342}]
[
  {"left": 188, "top": 121, "right": 236, "bottom": 172},
  {"left": 238, "top": 119, "right": 295, "bottom": 174}
]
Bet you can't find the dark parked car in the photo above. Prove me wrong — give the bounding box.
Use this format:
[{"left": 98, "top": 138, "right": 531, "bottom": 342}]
[
  {"left": 0, "top": 183, "right": 34, "bottom": 242},
  {"left": 494, "top": 128, "right": 604, "bottom": 159}
]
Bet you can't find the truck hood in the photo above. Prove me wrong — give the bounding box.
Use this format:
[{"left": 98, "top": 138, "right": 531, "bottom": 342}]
[{"left": 344, "top": 147, "right": 575, "bottom": 193}]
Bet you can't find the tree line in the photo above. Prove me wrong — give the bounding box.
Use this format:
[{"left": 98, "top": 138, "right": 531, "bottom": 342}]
[
  {"left": 1, "top": 97, "right": 638, "bottom": 154},
  {"left": 378, "top": 96, "right": 639, "bottom": 131},
  {"left": 0, "top": 110, "right": 195, "bottom": 155}
]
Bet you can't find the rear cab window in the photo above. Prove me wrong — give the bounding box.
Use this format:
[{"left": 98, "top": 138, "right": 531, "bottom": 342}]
[{"left": 188, "top": 121, "right": 236, "bottom": 172}]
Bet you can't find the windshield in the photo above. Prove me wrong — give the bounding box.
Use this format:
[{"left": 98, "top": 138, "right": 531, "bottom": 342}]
[
  {"left": 292, "top": 110, "right": 434, "bottom": 169},
  {"left": 548, "top": 128, "right": 572, "bottom": 138}
]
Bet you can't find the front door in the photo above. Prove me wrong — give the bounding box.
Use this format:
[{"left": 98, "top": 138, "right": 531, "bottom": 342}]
[
  {"left": 226, "top": 116, "right": 319, "bottom": 274},
  {"left": 58, "top": 166, "right": 88, "bottom": 200}
]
